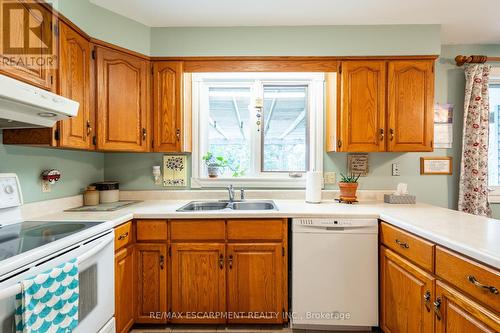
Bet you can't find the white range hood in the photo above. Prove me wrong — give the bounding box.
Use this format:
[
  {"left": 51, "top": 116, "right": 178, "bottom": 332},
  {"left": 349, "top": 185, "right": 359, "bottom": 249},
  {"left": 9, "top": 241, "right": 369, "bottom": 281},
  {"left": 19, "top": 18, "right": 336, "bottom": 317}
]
[{"left": 0, "top": 74, "right": 79, "bottom": 129}]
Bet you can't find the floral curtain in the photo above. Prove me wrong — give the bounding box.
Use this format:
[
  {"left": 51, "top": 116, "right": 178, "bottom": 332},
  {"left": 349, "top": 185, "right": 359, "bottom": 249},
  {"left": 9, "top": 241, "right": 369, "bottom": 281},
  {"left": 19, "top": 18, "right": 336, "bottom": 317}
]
[{"left": 458, "top": 64, "right": 491, "bottom": 217}]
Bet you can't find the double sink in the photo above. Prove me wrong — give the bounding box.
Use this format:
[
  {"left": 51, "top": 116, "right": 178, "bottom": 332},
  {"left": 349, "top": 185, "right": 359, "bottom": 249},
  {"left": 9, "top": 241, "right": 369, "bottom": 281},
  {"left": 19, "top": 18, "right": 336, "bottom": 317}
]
[{"left": 177, "top": 200, "right": 278, "bottom": 212}]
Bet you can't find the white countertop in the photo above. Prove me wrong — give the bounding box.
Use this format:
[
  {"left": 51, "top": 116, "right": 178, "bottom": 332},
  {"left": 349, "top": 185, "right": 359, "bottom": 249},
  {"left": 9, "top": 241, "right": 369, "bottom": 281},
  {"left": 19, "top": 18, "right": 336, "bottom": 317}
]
[{"left": 30, "top": 199, "right": 500, "bottom": 269}]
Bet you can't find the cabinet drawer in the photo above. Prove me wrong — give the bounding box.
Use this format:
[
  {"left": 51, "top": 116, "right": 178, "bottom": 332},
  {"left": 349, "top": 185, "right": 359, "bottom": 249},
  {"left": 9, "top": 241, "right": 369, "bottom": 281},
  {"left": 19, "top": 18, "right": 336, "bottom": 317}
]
[
  {"left": 380, "top": 222, "right": 435, "bottom": 272},
  {"left": 170, "top": 220, "right": 225, "bottom": 241},
  {"left": 227, "top": 219, "right": 284, "bottom": 241},
  {"left": 114, "top": 221, "right": 132, "bottom": 251},
  {"left": 436, "top": 246, "right": 500, "bottom": 311},
  {"left": 136, "top": 220, "right": 168, "bottom": 241}
]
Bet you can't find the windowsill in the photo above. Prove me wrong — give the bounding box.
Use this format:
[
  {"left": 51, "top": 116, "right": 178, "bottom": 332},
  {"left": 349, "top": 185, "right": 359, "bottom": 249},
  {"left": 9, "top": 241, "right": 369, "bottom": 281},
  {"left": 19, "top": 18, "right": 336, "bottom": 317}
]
[
  {"left": 488, "top": 187, "right": 500, "bottom": 203},
  {"left": 191, "top": 177, "right": 308, "bottom": 189}
]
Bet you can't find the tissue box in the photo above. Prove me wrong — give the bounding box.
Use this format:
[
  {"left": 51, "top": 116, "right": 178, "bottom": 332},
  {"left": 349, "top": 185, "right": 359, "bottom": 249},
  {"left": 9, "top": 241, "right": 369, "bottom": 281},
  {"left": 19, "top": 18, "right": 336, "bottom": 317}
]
[{"left": 384, "top": 194, "right": 416, "bottom": 204}]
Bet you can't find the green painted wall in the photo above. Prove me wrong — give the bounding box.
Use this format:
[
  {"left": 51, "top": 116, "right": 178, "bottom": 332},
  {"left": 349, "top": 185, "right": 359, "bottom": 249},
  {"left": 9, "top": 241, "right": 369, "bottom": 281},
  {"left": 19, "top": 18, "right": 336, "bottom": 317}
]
[
  {"left": 0, "top": 131, "right": 104, "bottom": 203},
  {"left": 54, "top": 0, "right": 151, "bottom": 55},
  {"left": 150, "top": 25, "right": 441, "bottom": 56}
]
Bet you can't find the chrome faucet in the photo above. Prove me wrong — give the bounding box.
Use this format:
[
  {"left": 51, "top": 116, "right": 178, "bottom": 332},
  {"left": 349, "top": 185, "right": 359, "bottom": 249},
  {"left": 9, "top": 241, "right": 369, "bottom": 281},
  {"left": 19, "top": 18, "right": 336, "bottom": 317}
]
[
  {"left": 240, "top": 188, "right": 245, "bottom": 201},
  {"left": 227, "top": 185, "right": 235, "bottom": 202}
]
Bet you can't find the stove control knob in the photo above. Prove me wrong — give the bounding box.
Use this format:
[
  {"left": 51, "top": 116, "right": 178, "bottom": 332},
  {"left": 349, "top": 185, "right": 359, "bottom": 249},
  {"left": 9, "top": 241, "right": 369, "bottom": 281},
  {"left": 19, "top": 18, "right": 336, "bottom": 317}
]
[{"left": 4, "top": 185, "right": 14, "bottom": 194}]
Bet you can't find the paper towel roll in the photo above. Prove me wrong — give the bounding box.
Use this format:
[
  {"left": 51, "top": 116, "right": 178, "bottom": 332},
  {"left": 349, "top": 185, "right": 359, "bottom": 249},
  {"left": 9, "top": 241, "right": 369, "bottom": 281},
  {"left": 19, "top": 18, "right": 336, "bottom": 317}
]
[{"left": 306, "top": 171, "right": 322, "bottom": 203}]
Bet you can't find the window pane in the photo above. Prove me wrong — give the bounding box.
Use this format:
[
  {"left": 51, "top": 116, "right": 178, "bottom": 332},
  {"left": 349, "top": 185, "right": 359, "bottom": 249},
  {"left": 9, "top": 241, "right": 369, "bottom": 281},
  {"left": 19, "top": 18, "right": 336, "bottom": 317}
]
[
  {"left": 207, "top": 87, "right": 251, "bottom": 177},
  {"left": 489, "top": 84, "right": 500, "bottom": 186},
  {"left": 262, "top": 85, "right": 308, "bottom": 172}
]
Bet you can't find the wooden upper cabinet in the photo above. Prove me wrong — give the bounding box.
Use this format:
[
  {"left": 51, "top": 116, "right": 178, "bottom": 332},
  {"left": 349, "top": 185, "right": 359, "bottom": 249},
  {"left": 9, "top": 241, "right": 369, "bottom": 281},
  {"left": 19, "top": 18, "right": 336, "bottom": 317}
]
[
  {"left": 135, "top": 243, "right": 167, "bottom": 323},
  {"left": 387, "top": 60, "right": 434, "bottom": 152},
  {"left": 338, "top": 61, "right": 386, "bottom": 152},
  {"left": 380, "top": 246, "right": 435, "bottom": 333},
  {"left": 153, "top": 61, "right": 188, "bottom": 152},
  {"left": 171, "top": 243, "right": 226, "bottom": 323},
  {"left": 95, "top": 46, "right": 150, "bottom": 152},
  {"left": 58, "top": 21, "right": 93, "bottom": 149},
  {"left": 0, "top": 0, "right": 56, "bottom": 91},
  {"left": 226, "top": 243, "right": 284, "bottom": 324},
  {"left": 435, "top": 280, "right": 500, "bottom": 333}
]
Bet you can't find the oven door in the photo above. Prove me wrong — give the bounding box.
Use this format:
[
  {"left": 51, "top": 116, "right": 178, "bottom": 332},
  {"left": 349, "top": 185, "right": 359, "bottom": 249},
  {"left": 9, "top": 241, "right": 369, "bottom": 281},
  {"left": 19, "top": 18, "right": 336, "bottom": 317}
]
[{"left": 0, "top": 231, "right": 115, "bottom": 333}]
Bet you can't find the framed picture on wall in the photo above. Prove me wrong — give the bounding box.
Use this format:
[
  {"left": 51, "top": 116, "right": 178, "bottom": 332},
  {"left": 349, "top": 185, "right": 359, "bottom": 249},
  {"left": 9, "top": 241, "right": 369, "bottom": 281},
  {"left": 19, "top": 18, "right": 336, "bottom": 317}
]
[{"left": 420, "top": 157, "right": 452, "bottom": 175}]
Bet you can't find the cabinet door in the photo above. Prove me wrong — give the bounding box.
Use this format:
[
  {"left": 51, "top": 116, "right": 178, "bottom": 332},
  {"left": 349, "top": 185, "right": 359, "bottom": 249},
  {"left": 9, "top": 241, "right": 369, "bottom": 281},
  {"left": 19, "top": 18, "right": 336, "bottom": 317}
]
[
  {"left": 58, "top": 22, "right": 92, "bottom": 149},
  {"left": 135, "top": 243, "right": 167, "bottom": 323},
  {"left": 435, "top": 280, "right": 500, "bottom": 333},
  {"left": 380, "top": 246, "right": 435, "bottom": 333},
  {"left": 171, "top": 243, "right": 226, "bottom": 323},
  {"left": 227, "top": 243, "right": 284, "bottom": 324},
  {"left": 96, "top": 46, "right": 150, "bottom": 152},
  {"left": 153, "top": 61, "right": 184, "bottom": 152},
  {"left": 387, "top": 60, "right": 434, "bottom": 152},
  {"left": 339, "top": 61, "right": 386, "bottom": 152},
  {"left": 0, "top": 0, "right": 56, "bottom": 91},
  {"left": 115, "top": 246, "right": 135, "bottom": 333}
]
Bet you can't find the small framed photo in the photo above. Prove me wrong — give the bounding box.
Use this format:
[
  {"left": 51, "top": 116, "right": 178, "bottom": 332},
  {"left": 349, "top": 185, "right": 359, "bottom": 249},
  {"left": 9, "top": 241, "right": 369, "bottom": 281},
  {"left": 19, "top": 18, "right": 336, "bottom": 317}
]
[
  {"left": 420, "top": 157, "right": 452, "bottom": 175},
  {"left": 347, "top": 153, "right": 369, "bottom": 176}
]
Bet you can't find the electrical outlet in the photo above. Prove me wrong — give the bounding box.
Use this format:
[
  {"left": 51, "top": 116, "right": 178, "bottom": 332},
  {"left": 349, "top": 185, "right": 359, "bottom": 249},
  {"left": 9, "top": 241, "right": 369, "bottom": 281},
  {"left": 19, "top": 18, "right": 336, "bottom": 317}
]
[
  {"left": 42, "top": 181, "right": 51, "bottom": 192},
  {"left": 324, "top": 172, "right": 336, "bottom": 184},
  {"left": 392, "top": 163, "right": 400, "bottom": 176}
]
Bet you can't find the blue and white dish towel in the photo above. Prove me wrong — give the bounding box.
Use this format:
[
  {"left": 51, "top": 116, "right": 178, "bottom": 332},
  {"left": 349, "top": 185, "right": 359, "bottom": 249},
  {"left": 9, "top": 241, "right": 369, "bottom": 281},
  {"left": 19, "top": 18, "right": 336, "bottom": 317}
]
[{"left": 15, "top": 259, "right": 79, "bottom": 333}]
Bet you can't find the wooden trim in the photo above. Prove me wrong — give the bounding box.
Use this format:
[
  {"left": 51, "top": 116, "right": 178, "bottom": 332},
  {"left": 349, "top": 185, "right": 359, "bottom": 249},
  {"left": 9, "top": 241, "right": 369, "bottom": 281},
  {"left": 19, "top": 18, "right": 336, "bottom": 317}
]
[
  {"left": 90, "top": 38, "right": 151, "bottom": 60},
  {"left": 153, "top": 55, "right": 440, "bottom": 61},
  {"left": 325, "top": 72, "right": 337, "bottom": 152},
  {"left": 455, "top": 55, "right": 500, "bottom": 66},
  {"left": 420, "top": 156, "right": 453, "bottom": 175},
  {"left": 183, "top": 59, "right": 339, "bottom": 72}
]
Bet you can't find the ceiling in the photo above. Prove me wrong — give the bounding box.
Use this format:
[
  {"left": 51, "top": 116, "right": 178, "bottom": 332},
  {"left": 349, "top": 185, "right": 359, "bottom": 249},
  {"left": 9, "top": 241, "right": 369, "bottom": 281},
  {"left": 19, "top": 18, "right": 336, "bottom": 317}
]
[{"left": 90, "top": 0, "right": 500, "bottom": 44}]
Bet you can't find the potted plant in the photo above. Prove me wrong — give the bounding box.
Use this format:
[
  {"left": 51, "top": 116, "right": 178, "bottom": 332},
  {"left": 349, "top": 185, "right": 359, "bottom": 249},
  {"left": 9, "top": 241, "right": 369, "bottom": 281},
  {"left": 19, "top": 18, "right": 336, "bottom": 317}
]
[
  {"left": 338, "top": 173, "right": 360, "bottom": 202},
  {"left": 202, "top": 152, "right": 228, "bottom": 178}
]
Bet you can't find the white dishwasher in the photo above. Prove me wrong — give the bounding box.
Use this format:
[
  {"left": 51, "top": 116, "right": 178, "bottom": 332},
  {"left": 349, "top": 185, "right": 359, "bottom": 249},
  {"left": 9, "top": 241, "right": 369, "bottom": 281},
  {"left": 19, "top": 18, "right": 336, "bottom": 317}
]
[{"left": 291, "top": 218, "right": 378, "bottom": 331}]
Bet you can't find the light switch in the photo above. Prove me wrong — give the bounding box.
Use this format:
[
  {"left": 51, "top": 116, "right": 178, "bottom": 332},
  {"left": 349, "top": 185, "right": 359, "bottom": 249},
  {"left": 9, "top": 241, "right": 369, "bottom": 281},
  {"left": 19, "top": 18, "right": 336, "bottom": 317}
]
[
  {"left": 324, "top": 172, "right": 336, "bottom": 184},
  {"left": 392, "top": 163, "right": 400, "bottom": 176}
]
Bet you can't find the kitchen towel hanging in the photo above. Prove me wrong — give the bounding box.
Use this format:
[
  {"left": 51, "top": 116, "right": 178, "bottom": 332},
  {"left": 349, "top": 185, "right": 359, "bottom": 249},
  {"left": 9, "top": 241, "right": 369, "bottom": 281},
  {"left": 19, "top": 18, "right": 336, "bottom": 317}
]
[{"left": 15, "top": 259, "right": 79, "bottom": 333}]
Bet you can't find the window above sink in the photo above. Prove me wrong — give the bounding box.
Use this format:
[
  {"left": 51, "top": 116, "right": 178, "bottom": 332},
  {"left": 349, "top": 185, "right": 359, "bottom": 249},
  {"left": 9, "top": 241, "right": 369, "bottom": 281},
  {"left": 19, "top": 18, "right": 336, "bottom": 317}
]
[{"left": 191, "top": 72, "right": 328, "bottom": 188}]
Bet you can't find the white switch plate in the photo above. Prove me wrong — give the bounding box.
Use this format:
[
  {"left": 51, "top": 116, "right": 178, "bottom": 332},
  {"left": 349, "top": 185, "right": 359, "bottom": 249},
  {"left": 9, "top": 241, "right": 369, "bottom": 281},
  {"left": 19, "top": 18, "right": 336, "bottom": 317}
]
[
  {"left": 324, "top": 172, "right": 336, "bottom": 184},
  {"left": 42, "top": 181, "right": 51, "bottom": 193},
  {"left": 392, "top": 163, "right": 400, "bottom": 176}
]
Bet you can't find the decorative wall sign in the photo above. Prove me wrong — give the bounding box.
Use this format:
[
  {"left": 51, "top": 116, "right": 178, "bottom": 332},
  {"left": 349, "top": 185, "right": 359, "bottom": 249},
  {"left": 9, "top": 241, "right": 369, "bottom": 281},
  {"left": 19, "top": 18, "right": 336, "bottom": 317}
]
[
  {"left": 434, "top": 104, "right": 454, "bottom": 148},
  {"left": 163, "top": 155, "right": 187, "bottom": 187},
  {"left": 347, "top": 153, "right": 369, "bottom": 176},
  {"left": 420, "top": 157, "right": 452, "bottom": 175}
]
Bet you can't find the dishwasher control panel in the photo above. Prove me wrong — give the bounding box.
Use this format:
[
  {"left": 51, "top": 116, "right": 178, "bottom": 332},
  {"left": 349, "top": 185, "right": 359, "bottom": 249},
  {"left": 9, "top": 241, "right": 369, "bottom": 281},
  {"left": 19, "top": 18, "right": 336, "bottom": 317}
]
[{"left": 293, "top": 218, "right": 378, "bottom": 233}]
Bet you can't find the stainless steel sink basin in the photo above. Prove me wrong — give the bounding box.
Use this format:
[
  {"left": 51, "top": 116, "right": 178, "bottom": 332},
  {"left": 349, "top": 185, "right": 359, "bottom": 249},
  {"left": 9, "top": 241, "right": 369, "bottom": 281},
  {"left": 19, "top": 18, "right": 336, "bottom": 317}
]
[
  {"left": 230, "top": 201, "right": 276, "bottom": 210},
  {"left": 176, "top": 200, "right": 277, "bottom": 212}
]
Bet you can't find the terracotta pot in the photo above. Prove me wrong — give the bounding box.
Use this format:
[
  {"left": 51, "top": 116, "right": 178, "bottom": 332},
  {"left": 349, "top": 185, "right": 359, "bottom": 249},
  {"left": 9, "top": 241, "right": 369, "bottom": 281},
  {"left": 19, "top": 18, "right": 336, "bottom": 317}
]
[{"left": 338, "top": 182, "right": 358, "bottom": 202}]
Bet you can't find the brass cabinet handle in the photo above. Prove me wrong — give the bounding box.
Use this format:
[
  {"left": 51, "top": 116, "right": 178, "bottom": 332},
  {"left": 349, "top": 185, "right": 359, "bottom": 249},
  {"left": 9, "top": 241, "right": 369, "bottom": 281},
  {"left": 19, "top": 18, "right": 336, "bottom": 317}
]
[
  {"left": 389, "top": 128, "right": 395, "bottom": 141},
  {"left": 219, "top": 254, "right": 224, "bottom": 270},
  {"left": 117, "top": 232, "right": 129, "bottom": 241},
  {"left": 379, "top": 128, "right": 385, "bottom": 141},
  {"left": 228, "top": 254, "right": 233, "bottom": 269},
  {"left": 176, "top": 128, "right": 181, "bottom": 141},
  {"left": 423, "top": 290, "right": 431, "bottom": 312},
  {"left": 433, "top": 297, "right": 442, "bottom": 320},
  {"left": 467, "top": 275, "right": 499, "bottom": 295},
  {"left": 142, "top": 128, "right": 147, "bottom": 141},
  {"left": 86, "top": 121, "right": 92, "bottom": 136},
  {"left": 395, "top": 239, "right": 409, "bottom": 249},
  {"left": 159, "top": 254, "right": 165, "bottom": 270}
]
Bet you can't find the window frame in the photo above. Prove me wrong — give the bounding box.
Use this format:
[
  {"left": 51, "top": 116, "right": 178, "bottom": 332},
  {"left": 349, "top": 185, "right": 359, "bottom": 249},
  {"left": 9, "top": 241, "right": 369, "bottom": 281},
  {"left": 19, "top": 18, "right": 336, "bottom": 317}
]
[
  {"left": 487, "top": 67, "right": 500, "bottom": 202},
  {"left": 190, "top": 72, "right": 327, "bottom": 188}
]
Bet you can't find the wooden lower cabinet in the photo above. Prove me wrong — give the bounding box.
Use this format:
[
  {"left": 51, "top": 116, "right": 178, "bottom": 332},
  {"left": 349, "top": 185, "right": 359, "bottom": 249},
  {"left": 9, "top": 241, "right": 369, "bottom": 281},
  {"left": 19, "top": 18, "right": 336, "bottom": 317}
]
[
  {"left": 170, "top": 243, "right": 226, "bottom": 323},
  {"left": 226, "top": 243, "right": 284, "bottom": 324},
  {"left": 434, "top": 281, "right": 500, "bottom": 333},
  {"left": 380, "top": 246, "right": 435, "bottom": 333},
  {"left": 135, "top": 243, "right": 168, "bottom": 323},
  {"left": 115, "top": 245, "right": 135, "bottom": 333}
]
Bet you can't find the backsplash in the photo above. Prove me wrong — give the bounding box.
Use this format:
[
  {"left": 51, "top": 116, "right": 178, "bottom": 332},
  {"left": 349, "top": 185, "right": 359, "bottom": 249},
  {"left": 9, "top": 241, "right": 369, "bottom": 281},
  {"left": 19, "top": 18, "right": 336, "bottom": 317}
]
[{"left": 0, "top": 131, "right": 104, "bottom": 203}]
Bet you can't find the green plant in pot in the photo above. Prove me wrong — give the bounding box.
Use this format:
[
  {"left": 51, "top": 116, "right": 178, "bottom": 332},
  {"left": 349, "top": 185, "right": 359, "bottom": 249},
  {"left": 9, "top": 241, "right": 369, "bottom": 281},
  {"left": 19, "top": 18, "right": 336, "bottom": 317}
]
[
  {"left": 202, "top": 152, "right": 228, "bottom": 178},
  {"left": 338, "top": 173, "right": 360, "bottom": 202}
]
